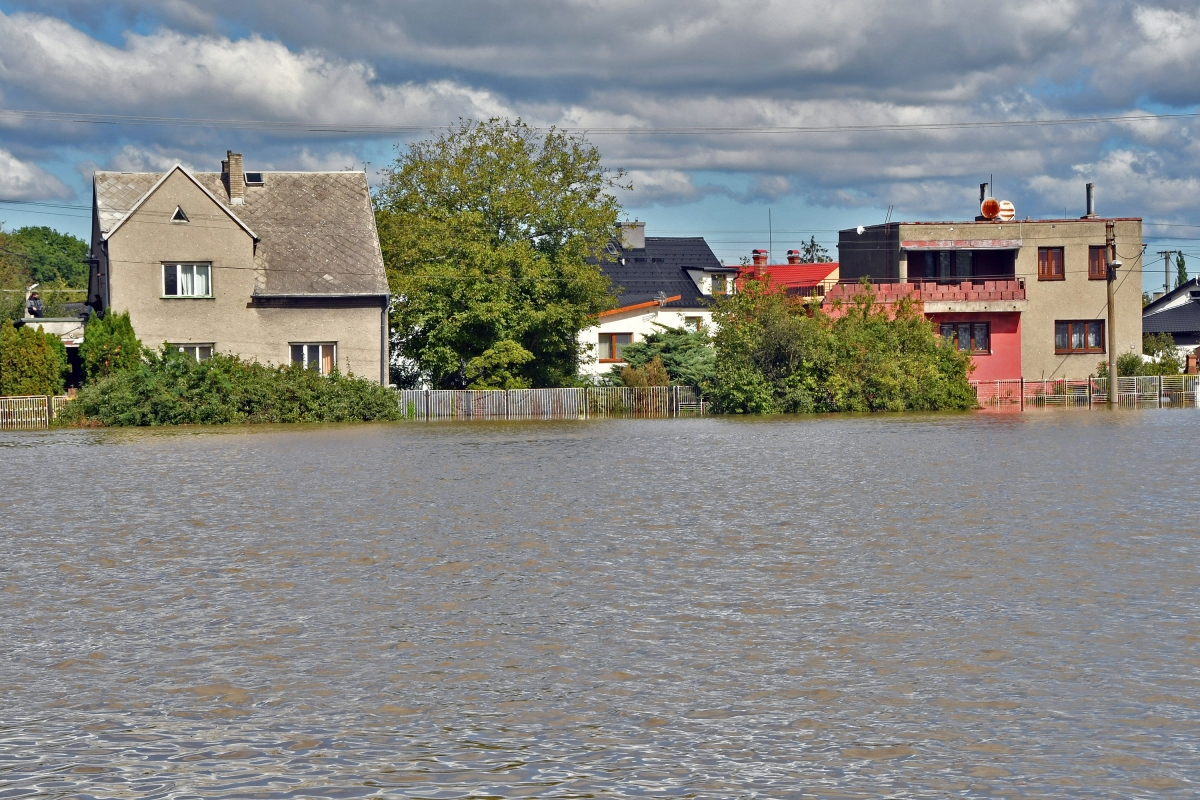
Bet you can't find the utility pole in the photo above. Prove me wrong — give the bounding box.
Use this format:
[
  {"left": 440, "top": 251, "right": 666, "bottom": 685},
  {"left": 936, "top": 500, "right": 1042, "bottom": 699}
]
[
  {"left": 1156, "top": 250, "right": 1175, "bottom": 296},
  {"left": 1107, "top": 221, "right": 1121, "bottom": 409}
]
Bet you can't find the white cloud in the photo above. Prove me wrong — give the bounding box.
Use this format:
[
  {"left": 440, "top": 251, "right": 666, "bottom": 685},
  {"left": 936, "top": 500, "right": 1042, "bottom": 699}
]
[
  {"left": 0, "top": 148, "right": 71, "bottom": 200},
  {"left": 106, "top": 144, "right": 197, "bottom": 172},
  {"left": 618, "top": 169, "right": 714, "bottom": 206}
]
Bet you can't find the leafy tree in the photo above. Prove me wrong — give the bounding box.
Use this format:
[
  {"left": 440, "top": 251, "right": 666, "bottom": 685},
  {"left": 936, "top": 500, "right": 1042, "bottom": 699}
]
[
  {"left": 1143, "top": 332, "right": 1183, "bottom": 375},
  {"left": 619, "top": 356, "right": 669, "bottom": 388},
  {"left": 8, "top": 227, "right": 89, "bottom": 288},
  {"left": 799, "top": 236, "right": 833, "bottom": 263},
  {"left": 375, "top": 118, "right": 625, "bottom": 389},
  {"left": 1, "top": 229, "right": 33, "bottom": 322},
  {"left": 709, "top": 279, "right": 976, "bottom": 413},
  {"left": 58, "top": 347, "right": 400, "bottom": 426},
  {"left": 79, "top": 311, "right": 143, "bottom": 383},
  {"left": 0, "top": 319, "right": 67, "bottom": 396},
  {"left": 1176, "top": 252, "right": 1188, "bottom": 289},
  {"left": 609, "top": 324, "right": 716, "bottom": 388}
]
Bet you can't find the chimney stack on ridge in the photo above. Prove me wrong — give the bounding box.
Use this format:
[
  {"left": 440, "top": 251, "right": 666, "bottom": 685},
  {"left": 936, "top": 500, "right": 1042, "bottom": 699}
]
[
  {"left": 223, "top": 151, "right": 245, "bottom": 205},
  {"left": 787, "top": 250, "right": 801, "bottom": 264},
  {"left": 751, "top": 249, "right": 768, "bottom": 266}
]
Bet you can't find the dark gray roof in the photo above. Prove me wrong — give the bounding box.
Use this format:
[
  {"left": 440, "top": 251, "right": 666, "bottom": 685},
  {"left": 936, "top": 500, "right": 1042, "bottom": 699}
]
[
  {"left": 94, "top": 168, "right": 388, "bottom": 297},
  {"left": 1143, "top": 301, "right": 1200, "bottom": 335},
  {"left": 599, "top": 237, "right": 725, "bottom": 309},
  {"left": 1142, "top": 277, "right": 1200, "bottom": 316}
]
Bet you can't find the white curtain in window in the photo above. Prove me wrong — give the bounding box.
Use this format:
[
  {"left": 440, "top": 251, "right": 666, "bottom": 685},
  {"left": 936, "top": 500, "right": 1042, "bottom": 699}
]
[
  {"left": 180, "top": 265, "right": 194, "bottom": 296},
  {"left": 194, "top": 265, "right": 210, "bottom": 296}
]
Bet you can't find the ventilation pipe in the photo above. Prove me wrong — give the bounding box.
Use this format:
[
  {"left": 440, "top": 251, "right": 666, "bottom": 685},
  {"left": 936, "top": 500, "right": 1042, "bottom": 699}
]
[{"left": 1083, "top": 183, "right": 1096, "bottom": 218}]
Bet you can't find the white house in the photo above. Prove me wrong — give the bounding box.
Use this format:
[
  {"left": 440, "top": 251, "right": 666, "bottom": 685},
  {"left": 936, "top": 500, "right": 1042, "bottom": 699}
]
[{"left": 579, "top": 222, "right": 736, "bottom": 378}]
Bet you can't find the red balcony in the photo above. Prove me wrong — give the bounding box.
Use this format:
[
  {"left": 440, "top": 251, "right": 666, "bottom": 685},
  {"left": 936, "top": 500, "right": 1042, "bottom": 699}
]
[{"left": 823, "top": 279, "right": 1026, "bottom": 305}]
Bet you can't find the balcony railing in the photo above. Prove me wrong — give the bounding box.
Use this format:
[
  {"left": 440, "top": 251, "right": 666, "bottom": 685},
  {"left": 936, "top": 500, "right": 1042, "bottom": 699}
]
[{"left": 824, "top": 279, "right": 1025, "bottom": 304}]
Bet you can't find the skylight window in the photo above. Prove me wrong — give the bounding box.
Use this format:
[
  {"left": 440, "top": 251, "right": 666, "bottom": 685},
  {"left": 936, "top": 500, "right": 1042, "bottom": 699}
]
[
  {"left": 244, "top": 172, "right": 264, "bottom": 185},
  {"left": 171, "top": 206, "right": 189, "bottom": 222}
]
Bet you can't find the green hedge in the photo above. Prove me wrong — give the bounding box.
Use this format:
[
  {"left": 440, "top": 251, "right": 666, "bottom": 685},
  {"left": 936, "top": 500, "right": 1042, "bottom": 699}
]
[
  {"left": 57, "top": 347, "right": 401, "bottom": 426},
  {"left": 0, "top": 319, "right": 68, "bottom": 396}
]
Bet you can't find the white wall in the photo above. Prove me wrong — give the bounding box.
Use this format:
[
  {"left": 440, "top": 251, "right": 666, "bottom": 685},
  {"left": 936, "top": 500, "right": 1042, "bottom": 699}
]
[{"left": 578, "top": 305, "right": 713, "bottom": 377}]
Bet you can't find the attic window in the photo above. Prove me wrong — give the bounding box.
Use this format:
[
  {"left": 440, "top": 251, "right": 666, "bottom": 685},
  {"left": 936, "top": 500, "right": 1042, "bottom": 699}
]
[
  {"left": 244, "top": 172, "right": 264, "bottom": 185},
  {"left": 171, "top": 206, "right": 189, "bottom": 223}
]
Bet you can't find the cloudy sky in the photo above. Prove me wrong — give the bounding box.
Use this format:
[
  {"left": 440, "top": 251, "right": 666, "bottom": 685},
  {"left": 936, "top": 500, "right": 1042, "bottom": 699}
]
[{"left": 1, "top": 0, "right": 1199, "bottom": 289}]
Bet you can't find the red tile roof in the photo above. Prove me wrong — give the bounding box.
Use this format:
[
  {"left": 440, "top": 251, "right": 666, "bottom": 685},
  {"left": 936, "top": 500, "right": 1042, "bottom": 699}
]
[{"left": 740, "top": 262, "right": 838, "bottom": 287}]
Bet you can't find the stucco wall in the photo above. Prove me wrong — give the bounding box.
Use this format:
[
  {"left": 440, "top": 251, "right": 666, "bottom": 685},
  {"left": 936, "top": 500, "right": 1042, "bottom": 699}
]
[
  {"left": 928, "top": 311, "right": 1022, "bottom": 381},
  {"left": 898, "top": 219, "right": 1142, "bottom": 380},
  {"left": 102, "top": 170, "right": 386, "bottom": 381},
  {"left": 578, "top": 306, "right": 712, "bottom": 377}
]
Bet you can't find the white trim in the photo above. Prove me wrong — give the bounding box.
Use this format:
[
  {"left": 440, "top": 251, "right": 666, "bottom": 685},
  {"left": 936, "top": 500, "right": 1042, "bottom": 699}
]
[{"left": 100, "top": 165, "right": 258, "bottom": 242}]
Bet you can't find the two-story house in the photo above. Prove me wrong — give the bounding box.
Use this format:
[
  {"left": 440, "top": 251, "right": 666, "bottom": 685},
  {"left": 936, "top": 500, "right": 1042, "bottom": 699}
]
[
  {"left": 88, "top": 151, "right": 390, "bottom": 383},
  {"left": 831, "top": 186, "right": 1142, "bottom": 381}
]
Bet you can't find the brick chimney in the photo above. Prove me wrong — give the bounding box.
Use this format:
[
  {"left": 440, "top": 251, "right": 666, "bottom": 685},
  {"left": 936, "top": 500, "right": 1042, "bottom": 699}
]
[
  {"left": 787, "top": 249, "right": 801, "bottom": 264},
  {"left": 751, "top": 249, "right": 769, "bottom": 266},
  {"left": 223, "top": 151, "right": 245, "bottom": 205}
]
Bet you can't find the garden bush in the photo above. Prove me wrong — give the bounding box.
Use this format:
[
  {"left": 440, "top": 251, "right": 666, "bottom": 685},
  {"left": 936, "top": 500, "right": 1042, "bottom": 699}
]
[{"left": 0, "top": 319, "right": 68, "bottom": 396}]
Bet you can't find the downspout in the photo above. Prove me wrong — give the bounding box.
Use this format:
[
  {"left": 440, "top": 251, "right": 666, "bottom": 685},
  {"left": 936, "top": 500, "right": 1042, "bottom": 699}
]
[{"left": 381, "top": 296, "right": 389, "bottom": 386}]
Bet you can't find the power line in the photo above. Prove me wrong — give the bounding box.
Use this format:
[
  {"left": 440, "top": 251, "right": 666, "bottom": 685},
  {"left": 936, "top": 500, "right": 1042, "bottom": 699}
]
[{"left": 4, "top": 108, "right": 1200, "bottom": 136}]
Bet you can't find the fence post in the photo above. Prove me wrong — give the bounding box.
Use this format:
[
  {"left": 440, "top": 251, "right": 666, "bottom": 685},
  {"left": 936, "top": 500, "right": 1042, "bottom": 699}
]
[
  {"left": 1157, "top": 375, "right": 1163, "bottom": 408},
  {"left": 1020, "top": 378, "right": 1024, "bottom": 411}
]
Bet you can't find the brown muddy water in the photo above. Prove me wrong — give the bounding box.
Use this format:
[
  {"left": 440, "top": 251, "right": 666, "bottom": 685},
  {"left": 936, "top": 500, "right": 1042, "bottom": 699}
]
[{"left": 2, "top": 412, "right": 1199, "bottom": 798}]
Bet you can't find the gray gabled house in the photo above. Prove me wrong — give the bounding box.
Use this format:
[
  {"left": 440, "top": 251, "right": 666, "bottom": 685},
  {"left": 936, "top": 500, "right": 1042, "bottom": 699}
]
[{"left": 89, "top": 151, "right": 390, "bottom": 382}]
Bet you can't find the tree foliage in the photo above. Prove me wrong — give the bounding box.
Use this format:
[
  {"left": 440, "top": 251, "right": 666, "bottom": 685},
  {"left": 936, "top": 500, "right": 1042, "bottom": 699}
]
[
  {"left": 57, "top": 348, "right": 401, "bottom": 426},
  {"left": 0, "top": 319, "right": 68, "bottom": 396},
  {"left": 799, "top": 235, "right": 833, "bottom": 263},
  {"left": 375, "top": 118, "right": 625, "bottom": 389},
  {"left": 609, "top": 324, "right": 716, "bottom": 388},
  {"left": 79, "top": 311, "right": 143, "bottom": 383},
  {"left": 709, "top": 279, "right": 977, "bottom": 414},
  {"left": 8, "top": 226, "right": 89, "bottom": 288},
  {"left": 1176, "top": 252, "right": 1188, "bottom": 290}
]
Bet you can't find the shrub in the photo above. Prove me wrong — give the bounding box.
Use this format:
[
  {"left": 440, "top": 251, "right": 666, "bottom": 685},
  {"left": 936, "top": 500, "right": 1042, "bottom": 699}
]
[
  {"left": 0, "top": 319, "right": 68, "bottom": 396},
  {"left": 709, "top": 280, "right": 976, "bottom": 414},
  {"left": 79, "top": 311, "right": 144, "bottom": 382},
  {"left": 57, "top": 347, "right": 401, "bottom": 426},
  {"left": 609, "top": 324, "right": 716, "bottom": 389}
]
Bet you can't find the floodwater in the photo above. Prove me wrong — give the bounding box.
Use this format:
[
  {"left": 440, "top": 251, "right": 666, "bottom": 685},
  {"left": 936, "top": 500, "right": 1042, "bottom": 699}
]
[{"left": 2, "top": 411, "right": 1199, "bottom": 799}]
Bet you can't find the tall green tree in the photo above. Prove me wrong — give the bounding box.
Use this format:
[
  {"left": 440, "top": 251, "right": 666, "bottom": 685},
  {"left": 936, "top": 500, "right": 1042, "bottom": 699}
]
[
  {"left": 799, "top": 236, "right": 833, "bottom": 263},
  {"left": 8, "top": 227, "right": 89, "bottom": 288},
  {"left": 79, "top": 311, "right": 143, "bottom": 383},
  {"left": 0, "top": 320, "right": 67, "bottom": 396},
  {"left": 1176, "top": 252, "right": 1188, "bottom": 289},
  {"left": 1, "top": 229, "right": 33, "bottom": 322},
  {"left": 375, "top": 118, "right": 625, "bottom": 389}
]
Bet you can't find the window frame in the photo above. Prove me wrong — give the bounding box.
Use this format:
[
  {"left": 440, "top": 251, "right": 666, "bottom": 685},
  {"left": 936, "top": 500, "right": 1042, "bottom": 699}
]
[
  {"left": 1054, "top": 320, "right": 1105, "bottom": 354},
  {"left": 1038, "top": 247, "right": 1064, "bottom": 281},
  {"left": 710, "top": 273, "right": 728, "bottom": 295},
  {"left": 171, "top": 343, "right": 213, "bottom": 362},
  {"left": 290, "top": 342, "right": 336, "bottom": 375},
  {"left": 939, "top": 321, "right": 991, "bottom": 354},
  {"left": 162, "top": 263, "right": 213, "bottom": 298},
  {"left": 598, "top": 332, "right": 633, "bottom": 363},
  {"left": 1088, "top": 246, "right": 1107, "bottom": 281}
]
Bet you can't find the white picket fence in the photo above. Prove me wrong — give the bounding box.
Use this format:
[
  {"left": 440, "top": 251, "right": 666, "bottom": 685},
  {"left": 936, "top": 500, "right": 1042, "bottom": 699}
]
[
  {"left": 0, "top": 395, "right": 71, "bottom": 430},
  {"left": 397, "top": 386, "right": 705, "bottom": 421},
  {"left": 971, "top": 376, "right": 1200, "bottom": 410}
]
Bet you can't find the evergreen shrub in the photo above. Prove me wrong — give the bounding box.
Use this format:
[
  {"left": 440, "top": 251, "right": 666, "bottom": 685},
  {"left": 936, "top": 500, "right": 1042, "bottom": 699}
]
[
  {"left": 79, "top": 311, "right": 143, "bottom": 382},
  {"left": 0, "top": 319, "right": 68, "bottom": 396}
]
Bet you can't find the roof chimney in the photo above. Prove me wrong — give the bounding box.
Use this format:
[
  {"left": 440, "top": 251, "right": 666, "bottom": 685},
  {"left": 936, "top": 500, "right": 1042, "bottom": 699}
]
[
  {"left": 751, "top": 249, "right": 769, "bottom": 267},
  {"left": 1082, "top": 183, "right": 1096, "bottom": 218},
  {"left": 223, "top": 151, "right": 245, "bottom": 205},
  {"left": 787, "top": 249, "right": 801, "bottom": 265},
  {"left": 618, "top": 220, "right": 645, "bottom": 250}
]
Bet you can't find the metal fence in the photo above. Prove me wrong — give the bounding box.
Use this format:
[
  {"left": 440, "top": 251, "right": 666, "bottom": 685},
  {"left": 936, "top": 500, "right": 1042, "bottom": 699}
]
[
  {"left": 972, "top": 376, "right": 1200, "bottom": 410},
  {"left": 0, "top": 395, "right": 73, "bottom": 430},
  {"left": 397, "top": 386, "right": 705, "bottom": 421}
]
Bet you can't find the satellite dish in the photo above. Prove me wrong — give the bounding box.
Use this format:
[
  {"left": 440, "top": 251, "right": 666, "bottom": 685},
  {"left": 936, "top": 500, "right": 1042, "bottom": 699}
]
[
  {"left": 856, "top": 225, "right": 865, "bottom": 235},
  {"left": 998, "top": 200, "right": 1016, "bottom": 221},
  {"left": 980, "top": 198, "right": 1001, "bottom": 219}
]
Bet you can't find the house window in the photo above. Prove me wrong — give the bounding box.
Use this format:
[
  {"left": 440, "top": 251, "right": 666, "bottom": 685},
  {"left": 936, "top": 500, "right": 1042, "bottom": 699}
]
[
  {"left": 1055, "top": 320, "right": 1104, "bottom": 354},
  {"left": 170, "top": 206, "right": 189, "bottom": 223},
  {"left": 1089, "top": 246, "right": 1107, "bottom": 280},
  {"left": 598, "top": 333, "right": 632, "bottom": 362},
  {"left": 1038, "top": 247, "right": 1064, "bottom": 280},
  {"left": 173, "top": 344, "right": 213, "bottom": 361},
  {"left": 711, "top": 274, "right": 727, "bottom": 294},
  {"left": 291, "top": 343, "right": 335, "bottom": 374},
  {"left": 163, "top": 263, "right": 212, "bottom": 297},
  {"left": 684, "top": 316, "right": 703, "bottom": 331},
  {"left": 940, "top": 322, "right": 990, "bottom": 353}
]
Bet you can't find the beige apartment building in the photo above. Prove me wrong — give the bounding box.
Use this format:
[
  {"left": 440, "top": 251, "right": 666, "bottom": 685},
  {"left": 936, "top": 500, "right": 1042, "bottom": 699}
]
[
  {"left": 88, "top": 152, "right": 390, "bottom": 382},
  {"left": 837, "top": 192, "right": 1142, "bottom": 381}
]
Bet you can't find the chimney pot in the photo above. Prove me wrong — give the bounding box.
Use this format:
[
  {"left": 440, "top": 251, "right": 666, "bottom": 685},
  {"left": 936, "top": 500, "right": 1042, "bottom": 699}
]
[
  {"left": 787, "top": 249, "right": 801, "bottom": 264},
  {"left": 617, "top": 220, "right": 645, "bottom": 250},
  {"left": 1084, "top": 182, "right": 1096, "bottom": 218},
  {"left": 751, "top": 249, "right": 768, "bottom": 266},
  {"left": 224, "top": 150, "right": 245, "bottom": 205}
]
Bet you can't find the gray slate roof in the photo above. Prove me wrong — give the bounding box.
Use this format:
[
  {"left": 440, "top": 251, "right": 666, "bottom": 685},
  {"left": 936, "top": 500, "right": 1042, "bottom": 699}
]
[
  {"left": 599, "top": 237, "right": 727, "bottom": 309},
  {"left": 93, "top": 169, "right": 388, "bottom": 297},
  {"left": 1143, "top": 302, "right": 1200, "bottom": 335}
]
